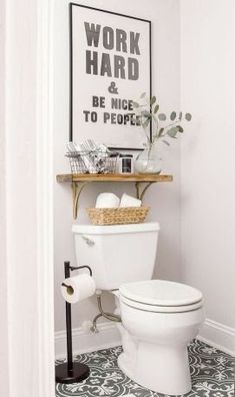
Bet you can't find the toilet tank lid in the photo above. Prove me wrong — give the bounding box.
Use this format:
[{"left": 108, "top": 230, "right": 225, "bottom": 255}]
[{"left": 72, "top": 222, "right": 160, "bottom": 235}]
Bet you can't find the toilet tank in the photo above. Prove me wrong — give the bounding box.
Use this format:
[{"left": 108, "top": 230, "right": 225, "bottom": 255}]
[{"left": 72, "top": 222, "right": 160, "bottom": 290}]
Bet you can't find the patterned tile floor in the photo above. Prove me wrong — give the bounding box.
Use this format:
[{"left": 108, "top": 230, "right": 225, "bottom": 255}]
[{"left": 55, "top": 339, "right": 235, "bottom": 397}]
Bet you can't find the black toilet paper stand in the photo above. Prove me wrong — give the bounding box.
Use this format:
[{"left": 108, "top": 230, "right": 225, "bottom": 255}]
[{"left": 55, "top": 261, "right": 92, "bottom": 384}]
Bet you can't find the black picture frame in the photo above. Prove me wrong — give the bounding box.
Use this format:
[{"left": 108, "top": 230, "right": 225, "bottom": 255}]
[{"left": 69, "top": 3, "right": 152, "bottom": 150}]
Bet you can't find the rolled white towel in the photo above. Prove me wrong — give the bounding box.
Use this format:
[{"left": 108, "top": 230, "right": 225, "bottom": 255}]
[
  {"left": 95, "top": 193, "right": 120, "bottom": 208},
  {"left": 119, "top": 193, "right": 142, "bottom": 208}
]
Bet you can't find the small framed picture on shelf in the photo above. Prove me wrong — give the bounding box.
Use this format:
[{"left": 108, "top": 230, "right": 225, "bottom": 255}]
[{"left": 118, "top": 154, "right": 134, "bottom": 174}]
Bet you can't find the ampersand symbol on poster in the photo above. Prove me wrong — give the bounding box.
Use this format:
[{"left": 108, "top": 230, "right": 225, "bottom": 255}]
[{"left": 108, "top": 82, "right": 119, "bottom": 95}]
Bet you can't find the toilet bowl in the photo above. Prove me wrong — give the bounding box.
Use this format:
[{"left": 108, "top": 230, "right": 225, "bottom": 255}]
[
  {"left": 115, "top": 279, "right": 205, "bottom": 395},
  {"left": 72, "top": 223, "right": 205, "bottom": 395}
]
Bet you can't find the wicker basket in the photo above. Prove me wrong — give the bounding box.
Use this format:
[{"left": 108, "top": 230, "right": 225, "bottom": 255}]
[{"left": 86, "top": 207, "right": 150, "bottom": 225}]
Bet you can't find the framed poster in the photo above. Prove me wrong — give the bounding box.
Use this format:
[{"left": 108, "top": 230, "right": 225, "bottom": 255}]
[{"left": 69, "top": 3, "right": 152, "bottom": 150}]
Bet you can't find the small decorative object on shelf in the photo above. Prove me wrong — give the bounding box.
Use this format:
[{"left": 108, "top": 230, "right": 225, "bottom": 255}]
[
  {"left": 135, "top": 144, "right": 162, "bottom": 174},
  {"left": 66, "top": 140, "right": 118, "bottom": 174},
  {"left": 132, "top": 93, "right": 192, "bottom": 173},
  {"left": 87, "top": 207, "right": 149, "bottom": 226},
  {"left": 118, "top": 154, "right": 134, "bottom": 174}
]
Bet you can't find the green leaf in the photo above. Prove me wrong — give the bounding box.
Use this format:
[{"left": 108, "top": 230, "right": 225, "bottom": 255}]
[
  {"left": 176, "top": 125, "right": 184, "bottom": 133},
  {"left": 158, "top": 127, "right": 164, "bottom": 137},
  {"left": 140, "top": 92, "right": 146, "bottom": 98},
  {"left": 142, "top": 118, "right": 150, "bottom": 128},
  {"left": 162, "top": 140, "right": 170, "bottom": 146},
  {"left": 158, "top": 113, "right": 167, "bottom": 121},
  {"left": 151, "top": 113, "right": 157, "bottom": 122},
  {"left": 154, "top": 104, "right": 159, "bottom": 114},
  {"left": 142, "top": 110, "right": 151, "bottom": 119},
  {"left": 167, "top": 127, "right": 178, "bottom": 138},
  {"left": 132, "top": 101, "right": 140, "bottom": 108},
  {"left": 150, "top": 96, "right": 156, "bottom": 105},
  {"left": 185, "top": 113, "right": 192, "bottom": 121},
  {"left": 170, "top": 111, "right": 177, "bottom": 121}
]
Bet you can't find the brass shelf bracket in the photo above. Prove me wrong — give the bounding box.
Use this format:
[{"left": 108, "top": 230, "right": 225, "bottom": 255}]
[
  {"left": 135, "top": 181, "right": 155, "bottom": 201},
  {"left": 56, "top": 173, "right": 173, "bottom": 218},
  {"left": 71, "top": 181, "right": 88, "bottom": 219}
]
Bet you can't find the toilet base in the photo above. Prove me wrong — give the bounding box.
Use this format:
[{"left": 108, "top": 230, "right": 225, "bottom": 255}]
[{"left": 118, "top": 343, "right": 192, "bottom": 396}]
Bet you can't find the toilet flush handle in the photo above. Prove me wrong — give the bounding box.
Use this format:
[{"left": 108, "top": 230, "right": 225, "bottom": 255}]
[{"left": 81, "top": 235, "right": 95, "bottom": 247}]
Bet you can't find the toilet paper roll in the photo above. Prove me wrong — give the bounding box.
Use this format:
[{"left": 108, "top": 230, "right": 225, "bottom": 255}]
[
  {"left": 61, "top": 274, "right": 96, "bottom": 304},
  {"left": 95, "top": 192, "right": 120, "bottom": 208},
  {"left": 119, "top": 193, "right": 142, "bottom": 208}
]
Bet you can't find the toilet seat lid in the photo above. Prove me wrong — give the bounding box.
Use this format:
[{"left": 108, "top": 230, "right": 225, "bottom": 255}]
[
  {"left": 119, "top": 280, "right": 203, "bottom": 307},
  {"left": 120, "top": 294, "right": 203, "bottom": 313}
]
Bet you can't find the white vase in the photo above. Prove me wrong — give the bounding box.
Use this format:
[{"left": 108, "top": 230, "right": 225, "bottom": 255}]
[{"left": 135, "top": 144, "right": 162, "bottom": 174}]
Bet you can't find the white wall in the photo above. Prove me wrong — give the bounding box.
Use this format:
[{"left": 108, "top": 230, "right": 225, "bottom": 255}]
[
  {"left": 4, "top": 0, "right": 40, "bottom": 392},
  {"left": 0, "top": 0, "right": 9, "bottom": 394},
  {"left": 180, "top": 0, "right": 235, "bottom": 334},
  {"left": 54, "top": 0, "right": 181, "bottom": 332},
  {"left": 55, "top": 0, "right": 235, "bottom": 354},
  {"left": 1, "top": 0, "right": 55, "bottom": 395}
]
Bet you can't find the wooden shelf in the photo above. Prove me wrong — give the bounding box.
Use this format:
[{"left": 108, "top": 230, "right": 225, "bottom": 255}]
[
  {"left": 56, "top": 173, "right": 173, "bottom": 183},
  {"left": 56, "top": 173, "right": 173, "bottom": 219}
]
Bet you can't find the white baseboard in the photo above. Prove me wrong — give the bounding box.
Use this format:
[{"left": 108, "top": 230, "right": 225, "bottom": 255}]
[
  {"left": 198, "top": 318, "right": 235, "bottom": 356},
  {"left": 55, "top": 318, "right": 235, "bottom": 359},
  {"left": 55, "top": 321, "right": 121, "bottom": 359}
]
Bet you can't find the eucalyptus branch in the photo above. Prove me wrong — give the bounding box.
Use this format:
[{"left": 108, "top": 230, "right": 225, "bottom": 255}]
[
  {"left": 132, "top": 93, "right": 192, "bottom": 148},
  {"left": 164, "top": 117, "right": 181, "bottom": 130}
]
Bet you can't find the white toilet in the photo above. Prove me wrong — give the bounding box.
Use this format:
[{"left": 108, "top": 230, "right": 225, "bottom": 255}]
[{"left": 72, "top": 222, "right": 205, "bottom": 395}]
